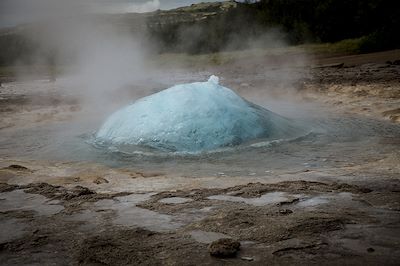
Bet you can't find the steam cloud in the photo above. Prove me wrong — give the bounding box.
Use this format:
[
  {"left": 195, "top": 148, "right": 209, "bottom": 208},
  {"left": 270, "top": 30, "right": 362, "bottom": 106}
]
[
  {"left": 4, "top": 0, "right": 310, "bottom": 119},
  {"left": 3, "top": 0, "right": 153, "bottom": 114}
]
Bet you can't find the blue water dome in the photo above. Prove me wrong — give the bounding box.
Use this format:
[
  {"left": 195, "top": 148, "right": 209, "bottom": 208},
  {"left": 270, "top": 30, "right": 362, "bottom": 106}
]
[{"left": 95, "top": 76, "right": 298, "bottom": 152}]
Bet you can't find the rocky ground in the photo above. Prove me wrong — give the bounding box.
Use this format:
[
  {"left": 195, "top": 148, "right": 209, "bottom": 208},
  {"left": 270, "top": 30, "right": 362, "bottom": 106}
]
[{"left": 0, "top": 50, "right": 399, "bottom": 265}]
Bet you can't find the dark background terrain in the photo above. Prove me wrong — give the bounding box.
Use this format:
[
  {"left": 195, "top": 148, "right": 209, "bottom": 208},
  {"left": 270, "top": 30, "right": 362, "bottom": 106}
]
[{"left": 0, "top": 0, "right": 399, "bottom": 66}]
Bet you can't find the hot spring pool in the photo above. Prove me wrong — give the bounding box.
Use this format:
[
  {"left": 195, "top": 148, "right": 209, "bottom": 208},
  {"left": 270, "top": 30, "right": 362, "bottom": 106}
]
[
  {"left": 94, "top": 76, "right": 303, "bottom": 153},
  {"left": 0, "top": 78, "right": 398, "bottom": 178}
]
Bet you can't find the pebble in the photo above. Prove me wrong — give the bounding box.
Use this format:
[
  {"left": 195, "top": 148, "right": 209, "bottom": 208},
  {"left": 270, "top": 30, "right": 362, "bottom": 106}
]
[{"left": 208, "top": 238, "right": 240, "bottom": 257}]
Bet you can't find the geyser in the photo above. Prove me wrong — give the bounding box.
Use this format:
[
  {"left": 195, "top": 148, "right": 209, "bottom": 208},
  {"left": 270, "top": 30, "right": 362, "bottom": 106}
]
[{"left": 96, "top": 76, "right": 297, "bottom": 152}]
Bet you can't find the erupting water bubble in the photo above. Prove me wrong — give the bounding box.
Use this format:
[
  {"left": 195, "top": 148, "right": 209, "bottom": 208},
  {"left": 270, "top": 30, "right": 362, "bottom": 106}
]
[{"left": 95, "top": 75, "right": 298, "bottom": 153}]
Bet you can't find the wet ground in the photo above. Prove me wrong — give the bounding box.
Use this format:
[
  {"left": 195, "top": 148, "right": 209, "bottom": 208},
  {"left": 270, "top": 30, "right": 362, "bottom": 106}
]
[{"left": 0, "top": 50, "right": 399, "bottom": 265}]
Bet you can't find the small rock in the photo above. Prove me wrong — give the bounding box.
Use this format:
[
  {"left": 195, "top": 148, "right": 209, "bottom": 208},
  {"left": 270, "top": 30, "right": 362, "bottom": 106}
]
[
  {"left": 93, "top": 177, "right": 109, "bottom": 184},
  {"left": 277, "top": 198, "right": 299, "bottom": 206},
  {"left": 73, "top": 186, "right": 95, "bottom": 196},
  {"left": 278, "top": 209, "right": 293, "bottom": 215},
  {"left": 4, "top": 164, "right": 29, "bottom": 171},
  {"left": 240, "top": 256, "right": 254, "bottom": 261},
  {"left": 208, "top": 238, "right": 240, "bottom": 257},
  {"left": 367, "top": 247, "right": 375, "bottom": 253}
]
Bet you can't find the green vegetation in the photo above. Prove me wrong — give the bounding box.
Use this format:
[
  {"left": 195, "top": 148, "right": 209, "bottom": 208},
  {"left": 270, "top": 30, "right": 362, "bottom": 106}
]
[
  {"left": 154, "top": 38, "right": 379, "bottom": 68},
  {"left": 254, "top": 0, "right": 399, "bottom": 52},
  {"left": 300, "top": 37, "right": 367, "bottom": 55},
  {"left": 149, "top": 0, "right": 399, "bottom": 54}
]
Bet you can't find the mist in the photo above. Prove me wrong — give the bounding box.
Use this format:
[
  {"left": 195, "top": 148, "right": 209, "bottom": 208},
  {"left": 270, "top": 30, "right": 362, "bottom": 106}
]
[
  {"left": 3, "top": 0, "right": 312, "bottom": 123},
  {"left": 2, "top": 1, "right": 157, "bottom": 119}
]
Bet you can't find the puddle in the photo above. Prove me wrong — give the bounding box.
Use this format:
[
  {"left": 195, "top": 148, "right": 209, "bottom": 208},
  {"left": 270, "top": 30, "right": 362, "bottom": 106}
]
[
  {"left": 91, "top": 193, "right": 183, "bottom": 232},
  {"left": 159, "top": 197, "right": 193, "bottom": 204},
  {"left": 88, "top": 193, "right": 155, "bottom": 209},
  {"left": 327, "top": 224, "right": 400, "bottom": 256},
  {"left": 114, "top": 193, "right": 156, "bottom": 204},
  {"left": 112, "top": 206, "right": 183, "bottom": 232},
  {"left": 207, "top": 192, "right": 291, "bottom": 206},
  {"left": 206, "top": 192, "right": 362, "bottom": 211},
  {"left": 66, "top": 209, "right": 106, "bottom": 231},
  {"left": 0, "top": 190, "right": 64, "bottom": 216},
  {"left": 189, "top": 230, "right": 231, "bottom": 244},
  {"left": 295, "top": 192, "right": 355, "bottom": 208},
  {"left": 0, "top": 218, "right": 28, "bottom": 244},
  {"left": 296, "top": 196, "right": 330, "bottom": 207}
]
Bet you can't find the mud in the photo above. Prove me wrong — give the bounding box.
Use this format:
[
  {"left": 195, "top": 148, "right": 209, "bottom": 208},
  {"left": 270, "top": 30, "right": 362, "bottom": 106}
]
[
  {"left": 1, "top": 177, "right": 399, "bottom": 265},
  {"left": 0, "top": 50, "right": 400, "bottom": 265}
]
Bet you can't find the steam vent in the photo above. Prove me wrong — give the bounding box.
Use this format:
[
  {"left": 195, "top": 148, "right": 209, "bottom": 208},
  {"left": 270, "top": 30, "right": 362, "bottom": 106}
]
[{"left": 96, "top": 76, "right": 296, "bottom": 152}]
